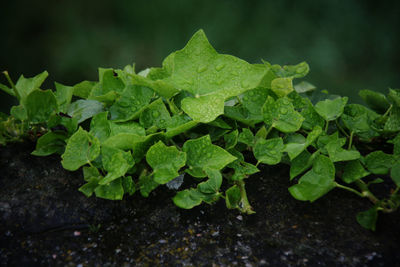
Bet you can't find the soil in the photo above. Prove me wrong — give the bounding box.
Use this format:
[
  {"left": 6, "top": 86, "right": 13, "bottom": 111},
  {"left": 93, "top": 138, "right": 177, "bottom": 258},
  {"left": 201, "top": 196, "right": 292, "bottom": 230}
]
[{"left": 0, "top": 142, "right": 399, "bottom": 266}]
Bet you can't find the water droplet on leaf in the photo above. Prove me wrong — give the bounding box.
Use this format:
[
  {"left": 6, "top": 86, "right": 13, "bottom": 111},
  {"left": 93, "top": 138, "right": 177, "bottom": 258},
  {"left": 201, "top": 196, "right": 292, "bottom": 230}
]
[
  {"left": 197, "top": 65, "right": 208, "bottom": 73},
  {"left": 215, "top": 64, "right": 225, "bottom": 71}
]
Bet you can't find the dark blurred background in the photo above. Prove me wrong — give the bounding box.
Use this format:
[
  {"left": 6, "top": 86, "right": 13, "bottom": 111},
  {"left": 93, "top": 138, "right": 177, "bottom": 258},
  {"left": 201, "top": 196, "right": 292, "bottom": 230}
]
[{"left": 1, "top": 0, "right": 399, "bottom": 112}]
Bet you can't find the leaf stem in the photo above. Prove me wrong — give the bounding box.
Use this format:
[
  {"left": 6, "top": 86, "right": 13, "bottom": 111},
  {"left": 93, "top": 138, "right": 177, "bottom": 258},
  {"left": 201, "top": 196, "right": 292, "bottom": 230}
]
[
  {"left": 324, "top": 120, "right": 329, "bottom": 132},
  {"left": 382, "top": 104, "right": 393, "bottom": 119},
  {"left": 0, "top": 83, "right": 14, "bottom": 96},
  {"left": 2, "top": 71, "right": 20, "bottom": 100},
  {"left": 334, "top": 182, "right": 364, "bottom": 198},
  {"left": 354, "top": 180, "right": 379, "bottom": 204},
  {"left": 335, "top": 119, "right": 349, "bottom": 138},
  {"left": 348, "top": 131, "right": 354, "bottom": 150},
  {"left": 236, "top": 180, "right": 255, "bottom": 214},
  {"left": 265, "top": 124, "right": 274, "bottom": 138}
]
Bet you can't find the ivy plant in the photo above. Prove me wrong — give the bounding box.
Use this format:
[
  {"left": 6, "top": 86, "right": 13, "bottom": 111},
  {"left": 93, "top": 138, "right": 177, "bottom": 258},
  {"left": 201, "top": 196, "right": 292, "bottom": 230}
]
[{"left": 1, "top": 29, "right": 400, "bottom": 231}]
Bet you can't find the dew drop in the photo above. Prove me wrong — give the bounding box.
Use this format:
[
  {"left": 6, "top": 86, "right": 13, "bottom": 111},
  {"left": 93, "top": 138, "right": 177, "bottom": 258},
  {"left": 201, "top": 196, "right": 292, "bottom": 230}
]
[
  {"left": 248, "top": 91, "right": 255, "bottom": 96},
  {"left": 152, "top": 111, "right": 160, "bottom": 117},
  {"left": 269, "top": 150, "right": 277, "bottom": 155},
  {"left": 231, "top": 71, "right": 239, "bottom": 76},
  {"left": 243, "top": 96, "right": 248, "bottom": 101},
  {"left": 215, "top": 63, "right": 225, "bottom": 71},
  {"left": 197, "top": 65, "right": 208, "bottom": 73},
  {"left": 296, "top": 66, "right": 306, "bottom": 74}
]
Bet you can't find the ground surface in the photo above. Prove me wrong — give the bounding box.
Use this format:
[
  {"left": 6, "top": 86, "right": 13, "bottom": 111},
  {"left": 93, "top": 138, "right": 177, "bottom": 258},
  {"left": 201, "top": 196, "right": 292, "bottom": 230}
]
[{"left": 0, "top": 142, "right": 399, "bottom": 266}]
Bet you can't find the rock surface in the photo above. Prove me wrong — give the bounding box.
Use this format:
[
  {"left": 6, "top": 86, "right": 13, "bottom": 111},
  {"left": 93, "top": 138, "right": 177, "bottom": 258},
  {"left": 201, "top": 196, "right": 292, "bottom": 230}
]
[{"left": 0, "top": 142, "right": 399, "bottom": 266}]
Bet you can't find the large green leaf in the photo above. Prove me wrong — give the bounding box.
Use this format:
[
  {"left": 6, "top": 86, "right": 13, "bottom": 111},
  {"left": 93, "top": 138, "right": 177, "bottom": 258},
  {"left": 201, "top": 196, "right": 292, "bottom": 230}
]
[
  {"left": 54, "top": 82, "right": 74, "bottom": 113},
  {"left": 61, "top": 127, "right": 101, "bottom": 171},
  {"left": 359, "top": 89, "right": 390, "bottom": 114},
  {"left": 183, "top": 135, "right": 236, "bottom": 177},
  {"left": 288, "top": 155, "right": 336, "bottom": 202},
  {"left": 139, "top": 98, "right": 171, "bottom": 129},
  {"left": 146, "top": 141, "right": 186, "bottom": 184}
]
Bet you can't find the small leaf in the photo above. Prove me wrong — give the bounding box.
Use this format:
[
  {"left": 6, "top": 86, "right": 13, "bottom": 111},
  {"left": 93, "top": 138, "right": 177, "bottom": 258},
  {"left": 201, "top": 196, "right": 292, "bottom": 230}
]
[
  {"left": 67, "top": 99, "right": 104, "bottom": 123},
  {"left": 122, "top": 176, "right": 136, "bottom": 196},
  {"left": 61, "top": 127, "right": 100, "bottom": 171},
  {"left": 238, "top": 128, "right": 255, "bottom": 146},
  {"left": 314, "top": 97, "right": 348, "bottom": 121},
  {"left": 139, "top": 174, "right": 159, "bottom": 197},
  {"left": 181, "top": 94, "right": 225, "bottom": 123},
  {"left": 95, "top": 178, "right": 124, "bottom": 200},
  {"left": 341, "top": 104, "right": 379, "bottom": 141},
  {"left": 365, "top": 151, "right": 394, "bottom": 175},
  {"left": 15, "top": 71, "right": 48, "bottom": 100},
  {"left": 197, "top": 168, "right": 222, "bottom": 194},
  {"left": 73, "top": 80, "right": 96, "bottom": 99},
  {"left": 271, "top": 77, "right": 293, "bottom": 97},
  {"left": 146, "top": 141, "right": 186, "bottom": 184},
  {"left": 54, "top": 82, "right": 74, "bottom": 113},
  {"left": 31, "top": 132, "right": 66, "bottom": 156},
  {"left": 300, "top": 98, "right": 325, "bottom": 131},
  {"left": 290, "top": 150, "right": 313, "bottom": 179},
  {"left": 390, "top": 162, "right": 400, "bottom": 187},
  {"left": 173, "top": 188, "right": 204, "bottom": 209},
  {"left": 326, "top": 138, "right": 360, "bottom": 162},
  {"left": 99, "top": 146, "right": 134, "bottom": 185},
  {"left": 262, "top": 96, "right": 304, "bottom": 133},
  {"left": 288, "top": 155, "right": 336, "bottom": 202},
  {"left": 109, "top": 85, "right": 154, "bottom": 122},
  {"left": 359, "top": 89, "right": 390, "bottom": 114},
  {"left": 294, "top": 81, "right": 316, "bottom": 93},
  {"left": 356, "top": 207, "right": 378, "bottom": 231},
  {"left": 224, "top": 129, "right": 238, "bottom": 150},
  {"left": 225, "top": 185, "right": 241, "bottom": 209},
  {"left": 139, "top": 98, "right": 171, "bottom": 129},
  {"left": 90, "top": 112, "right": 111, "bottom": 142},
  {"left": 25, "top": 89, "right": 58, "bottom": 123},
  {"left": 253, "top": 137, "right": 284, "bottom": 165},
  {"left": 183, "top": 135, "right": 236, "bottom": 178},
  {"left": 342, "top": 160, "right": 370, "bottom": 184}
]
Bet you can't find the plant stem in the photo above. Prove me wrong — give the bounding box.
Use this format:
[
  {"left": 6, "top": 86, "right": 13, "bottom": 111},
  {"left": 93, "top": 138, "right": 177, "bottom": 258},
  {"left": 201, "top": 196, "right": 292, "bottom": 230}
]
[
  {"left": 324, "top": 120, "right": 329, "bottom": 132},
  {"left": 335, "top": 182, "right": 364, "bottom": 198},
  {"left": 265, "top": 124, "right": 274, "bottom": 138},
  {"left": 236, "top": 180, "right": 255, "bottom": 214},
  {"left": 0, "top": 83, "right": 14, "bottom": 96},
  {"left": 354, "top": 180, "right": 379, "bottom": 204},
  {"left": 2, "top": 71, "right": 20, "bottom": 100},
  {"left": 335, "top": 119, "right": 349, "bottom": 138},
  {"left": 382, "top": 104, "right": 393, "bottom": 119},
  {"left": 348, "top": 131, "right": 354, "bottom": 150}
]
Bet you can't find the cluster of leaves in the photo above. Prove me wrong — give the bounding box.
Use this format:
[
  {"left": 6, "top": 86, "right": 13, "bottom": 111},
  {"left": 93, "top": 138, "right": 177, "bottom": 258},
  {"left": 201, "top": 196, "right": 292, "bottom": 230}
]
[{"left": 1, "top": 30, "right": 400, "bottom": 230}]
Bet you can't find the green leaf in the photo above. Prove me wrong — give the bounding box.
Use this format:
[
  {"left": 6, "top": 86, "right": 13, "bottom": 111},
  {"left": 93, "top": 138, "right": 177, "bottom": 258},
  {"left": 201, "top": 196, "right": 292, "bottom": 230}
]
[
  {"left": 224, "top": 129, "right": 238, "bottom": 150},
  {"left": 238, "top": 128, "right": 255, "bottom": 146},
  {"left": 103, "top": 133, "right": 161, "bottom": 162},
  {"left": 122, "top": 176, "right": 136, "bottom": 196},
  {"left": 225, "top": 185, "right": 241, "bottom": 209},
  {"left": 47, "top": 114, "right": 78, "bottom": 135},
  {"left": 365, "top": 151, "right": 394, "bottom": 175},
  {"left": 241, "top": 88, "right": 272, "bottom": 116},
  {"left": 83, "top": 166, "right": 101, "bottom": 182},
  {"left": 341, "top": 104, "right": 379, "bottom": 141},
  {"left": 391, "top": 133, "right": 400, "bottom": 155},
  {"left": 384, "top": 106, "right": 400, "bottom": 132},
  {"left": 183, "top": 135, "right": 236, "bottom": 178},
  {"left": 89, "top": 68, "right": 126, "bottom": 100},
  {"left": 25, "top": 89, "right": 58, "bottom": 123},
  {"left": 31, "top": 132, "right": 66, "bottom": 156},
  {"left": 15, "top": 71, "right": 48, "bottom": 100},
  {"left": 314, "top": 97, "right": 348, "bottom": 121},
  {"left": 253, "top": 137, "right": 284, "bottom": 165},
  {"left": 67, "top": 99, "right": 104, "bottom": 123},
  {"left": 284, "top": 126, "right": 322, "bottom": 160},
  {"left": 224, "top": 105, "right": 262, "bottom": 126},
  {"left": 356, "top": 207, "right": 378, "bottom": 231},
  {"left": 269, "top": 61, "right": 310, "bottom": 79},
  {"left": 197, "top": 168, "right": 222, "bottom": 194},
  {"left": 173, "top": 188, "right": 204, "bottom": 209},
  {"left": 289, "top": 150, "right": 314, "bottom": 179},
  {"left": 359, "top": 89, "right": 390, "bottom": 114},
  {"left": 54, "top": 82, "right": 74, "bottom": 113},
  {"left": 262, "top": 96, "right": 304, "bottom": 133},
  {"left": 325, "top": 138, "right": 360, "bottom": 162},
  {"left": 109, "top": 85, "right": 154, "bottom": 122},
  {"left": 342, "top": 160, "right": 370, "bottom": 184},
  {"left": 95, "top": 177, "right": 124, "bottom": 200},
  {"left": 164, "top": 115, "right": 198, "bottom": 138},
  {"left": 139, "top": 174, "right": 159, "bottom": 197},
  {"left": 300, "top": 98, "right": 325, "bottom": 131},
  {"left": 390, "top": 162, "right": 400, "bottom": 187},
  {"left": 270, "top": 77, "right": 293, "bottom": 97},
  {"left": 229, "top": 160, "right": 259, "bottom": 181},
  {"left": 89, "top": 112, "right": 111, "bottom": 142},
  {"left": 181, "top": 94, "right": 225, "bottom": 123},
  {"left": 99, "top": 146, "right": 134, "bottom": 185},
  {"left": 109, "top": 121, "right": 145, "bottom": 136},
  {"left": 61, "top": 127, "right": 101, "bottom": 171},
  {"left": 288, "top": 155, "right": 336, "bottom": 202},
  {"left": 146, "top": 141, "right": 186, "bottom": 184},
  {"left": 139, "top": 98, "right": 171, "bottom": 129},
  {"left": 10, "top": 105, "right": 27, "bottom": 121},
  {"left": 73, "top": 80, "right": 96, "bottom": 99},
  {"left": 294, "top": 81, "right": 316, "bottom": 94},
  {"left": 388, "top": 89, "right": 400, "bottom": 107}
]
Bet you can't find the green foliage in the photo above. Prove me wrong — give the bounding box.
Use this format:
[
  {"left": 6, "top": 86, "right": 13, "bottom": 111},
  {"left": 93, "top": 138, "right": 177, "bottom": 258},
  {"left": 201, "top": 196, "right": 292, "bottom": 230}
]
[{"left": 2, "top": 29, "right": 400, "bottom": 231}]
